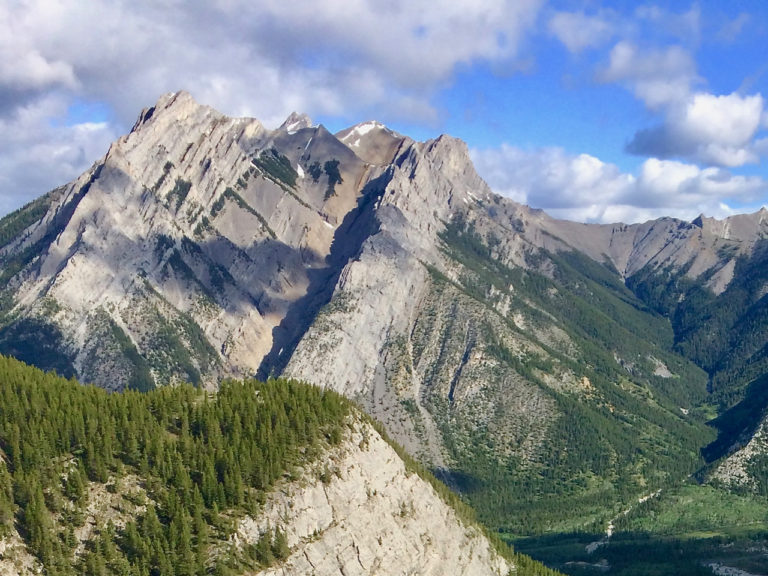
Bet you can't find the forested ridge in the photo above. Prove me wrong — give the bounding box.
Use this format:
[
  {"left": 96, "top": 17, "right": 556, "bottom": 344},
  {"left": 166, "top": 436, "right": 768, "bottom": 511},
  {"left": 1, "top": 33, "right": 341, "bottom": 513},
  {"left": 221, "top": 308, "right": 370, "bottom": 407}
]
[
  {"left": 0, "top": 355, "right": 561, "bottom": 576},
  {"left": 0, "top": 355, "right": 349, "bottom": 575}
]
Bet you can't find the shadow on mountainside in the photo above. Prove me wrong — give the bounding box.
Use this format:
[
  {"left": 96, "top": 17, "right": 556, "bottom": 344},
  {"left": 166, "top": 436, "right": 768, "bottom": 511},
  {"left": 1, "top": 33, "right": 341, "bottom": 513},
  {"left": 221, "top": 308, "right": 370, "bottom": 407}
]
[
  {"left": 702, "top": 371, "right": 768, "bottom": 464},
  {"left": 256, "top": 171, "right": 392, "bottom": 380}
]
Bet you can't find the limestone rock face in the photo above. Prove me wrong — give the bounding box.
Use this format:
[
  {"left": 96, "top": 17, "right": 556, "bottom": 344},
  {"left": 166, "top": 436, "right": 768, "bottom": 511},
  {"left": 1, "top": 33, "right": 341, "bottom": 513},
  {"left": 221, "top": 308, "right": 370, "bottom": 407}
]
[
  {"left": 0, "top": 92, "right": 377, "bottom": 389},
  {"left": 524, "top": 207, "right": 768, "bottom": 293},
  {"left": 710, "top": 415, "right": 768, "bottom": 491},
  {"left": 335, "top": 121, "right": 409, "bottom": 166},
  {"left": 237, "top": 419, "right": 511, "bottom": 576},
  {"left": 0, "top": 528, "right": 39, "bottom": 576}
]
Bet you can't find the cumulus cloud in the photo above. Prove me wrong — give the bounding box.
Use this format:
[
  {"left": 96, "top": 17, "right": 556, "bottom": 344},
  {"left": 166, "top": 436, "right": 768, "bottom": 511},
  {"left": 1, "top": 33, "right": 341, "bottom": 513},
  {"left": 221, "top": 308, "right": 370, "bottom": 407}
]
[
  {"left": 0, "top": 94, "right": 118, "bottom": 215},
  {"left": 627, "top": 92, "right": 765, "bottom": 167},
  {"left": 471, "top": 144, "right": 767, "bottom": 224},
  {"left": 0, "top": 0, "right": 545, "bottom": 123},
  {"left": 548, "top": 10, "right": 615, "bottom": 53},
  {"left": 596, "top": 38, "right": 766, "bottom": 168},
  {"left": 0, "top": 0, "right": 546, "bottom": 213},
  {"left": 598, "top": 41, "right": 699, "bottom": 109}
]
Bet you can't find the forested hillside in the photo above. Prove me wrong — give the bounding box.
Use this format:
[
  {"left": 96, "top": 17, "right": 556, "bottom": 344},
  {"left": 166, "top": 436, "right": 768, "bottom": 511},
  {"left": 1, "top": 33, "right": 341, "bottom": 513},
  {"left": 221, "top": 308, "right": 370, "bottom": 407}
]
[
  {"left": 413, "top": 217, "right": 715, "bottom": 534},
  {"left": 628, "top": 243, "right": 768, "bottom": 464},
  {"left": 0, "top": 356, "right": 560, "bottom": 576},
  {"left": 0, "top": 355, "right": 350, "bottom": 575}
]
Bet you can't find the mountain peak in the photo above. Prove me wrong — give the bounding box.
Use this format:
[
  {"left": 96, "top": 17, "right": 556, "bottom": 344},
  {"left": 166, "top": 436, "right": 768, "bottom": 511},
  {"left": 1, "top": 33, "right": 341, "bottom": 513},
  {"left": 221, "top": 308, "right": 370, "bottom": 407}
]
[
  {"left": 335, "top": 120, "right": 406, "bottom": 165},
  {"left": 336, "top": 120, "right": 397, "bottom": 146},
  {"left": 279, "top": 111, "right": 314, "bottom": 134},
  {"left": 130, "top": 90, "right": 214, "bottom": 133}
]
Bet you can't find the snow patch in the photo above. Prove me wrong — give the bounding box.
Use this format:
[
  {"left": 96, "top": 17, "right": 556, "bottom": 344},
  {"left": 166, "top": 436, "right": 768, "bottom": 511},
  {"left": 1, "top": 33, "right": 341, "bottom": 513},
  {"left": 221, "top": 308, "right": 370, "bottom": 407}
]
[
  {"left": 285, "top": 121, "right": 303, "bottom": 135},
  {"left": 340, "top": 121, "right": 388, "bottom": 145}
]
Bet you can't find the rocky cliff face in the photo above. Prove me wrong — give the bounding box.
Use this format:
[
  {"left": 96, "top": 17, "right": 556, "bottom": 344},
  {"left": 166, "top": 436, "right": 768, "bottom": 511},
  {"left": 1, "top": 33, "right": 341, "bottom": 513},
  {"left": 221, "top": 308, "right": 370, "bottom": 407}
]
[
  {"left": 0, "top": 91, "right": 387, "bottom": 389},
  {"left": 239, "top": 418, "right": 511, "bottom": 576},
  {"left": 5, "top": 91, "right": 763, "bottom": 392}
]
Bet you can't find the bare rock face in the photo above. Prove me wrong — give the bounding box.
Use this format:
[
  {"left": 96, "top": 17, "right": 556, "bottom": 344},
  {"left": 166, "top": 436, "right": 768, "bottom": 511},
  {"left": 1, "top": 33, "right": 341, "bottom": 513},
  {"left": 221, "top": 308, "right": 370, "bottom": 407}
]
[
  {"left": 0, "top": 528, "right": 39, "bottom": 576},
  {"left": 236, "top": 419, "right": 512, "bottom": 576},
  {"left": 6, "top": 91, "right": 758, "bottom": 394},
  {"left": 0, "top": 92, "right": 376, "bottom": 390},
  {"left": 525, "top": 207, "right": 768, "bottom": 293},
  {"left": 709, "top": 413, "right": 768, "bottom": 491}
]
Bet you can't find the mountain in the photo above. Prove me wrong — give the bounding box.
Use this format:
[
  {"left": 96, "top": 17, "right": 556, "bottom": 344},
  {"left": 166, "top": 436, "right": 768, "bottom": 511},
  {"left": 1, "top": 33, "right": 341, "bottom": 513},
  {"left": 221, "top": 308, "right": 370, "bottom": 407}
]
[
  {"left": 1, "top": 92, "right": 768, "bottom": 572},
  {"left": 0, "top": 354, "right": 532, "bottom": 576}
]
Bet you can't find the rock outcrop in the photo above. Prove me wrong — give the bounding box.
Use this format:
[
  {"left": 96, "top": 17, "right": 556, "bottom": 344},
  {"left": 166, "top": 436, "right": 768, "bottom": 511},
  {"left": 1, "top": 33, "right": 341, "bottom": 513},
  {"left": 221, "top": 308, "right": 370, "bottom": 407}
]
[{"left": 237, "top": 418, "right": 511, "bottom": 576}]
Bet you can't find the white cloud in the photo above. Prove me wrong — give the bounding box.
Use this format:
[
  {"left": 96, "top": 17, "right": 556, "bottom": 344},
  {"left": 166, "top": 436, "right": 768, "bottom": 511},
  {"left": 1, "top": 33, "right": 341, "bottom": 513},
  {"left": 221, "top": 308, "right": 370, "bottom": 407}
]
[
  {"left": 627, "top": 92, "right": 765, "bottom": 167},
  {"left": 471, "top": 145, "right": 767, "bottom": 224},
  {"left": 0, "top": 5, "right": 78, "bottom": 94},
  {"left": 0, "top": 0, "right": 546, "bottom": 214},
  {"left": 0, "top": 49, "right": 77, "bottom": 93},
  {"left": 548, "top": 10, "right": 614, "bottom": 53},
  {"left": 0, "top": 0, "right": 546, "bottom": 122},
  {"left": 598, "top": 41, "right": 699, "bottom": 109},
  {"left": 0, "top": 94, "right": 118, "bottom": 215},
  {"left": 590, "top": 11, "right": 766, "bottom": 170},
  {"left": 471, "top": 145, "right": 634, "bottom": 210},
  {"left": 243, "top": 0, "right": 544, "bottom": 90},
  {"left": 677, "top": 92, "right": 763, "bottom": 148},
  {"left": 637, "top": 158, "right": 764, "bottom": 204}
]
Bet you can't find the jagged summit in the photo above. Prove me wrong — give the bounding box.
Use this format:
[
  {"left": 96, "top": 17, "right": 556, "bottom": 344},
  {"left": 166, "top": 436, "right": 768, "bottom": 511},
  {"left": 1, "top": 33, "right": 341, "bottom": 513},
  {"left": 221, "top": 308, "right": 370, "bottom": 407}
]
[
  {"left": 336, "top": 120, "right": 395, "bottom": 143},
  {"left": 335, "top": 120, "right": 408, "bottom": 165},
  {"left": 1, "top": 90, "right": 766, "bottom": 392},
  {"left": 0, "top": 91, "right": 477, "bottom": 392},
  {"left": 279, "top": 111, "right": 314, "bottom": 133},
  {"left": 3, "top": 90, "right": 767, "bottom": 391}
]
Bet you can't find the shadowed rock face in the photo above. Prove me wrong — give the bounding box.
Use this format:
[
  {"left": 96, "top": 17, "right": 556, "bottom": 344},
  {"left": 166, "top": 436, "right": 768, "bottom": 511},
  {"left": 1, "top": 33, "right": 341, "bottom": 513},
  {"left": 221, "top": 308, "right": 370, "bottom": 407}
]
[{"left": 3, "top": 91, "right": 768, "bottom": 528}]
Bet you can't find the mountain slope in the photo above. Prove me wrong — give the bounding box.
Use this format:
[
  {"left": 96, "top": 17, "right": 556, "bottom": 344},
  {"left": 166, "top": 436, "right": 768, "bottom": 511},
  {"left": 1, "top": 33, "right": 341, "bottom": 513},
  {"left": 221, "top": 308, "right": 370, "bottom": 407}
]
[
  {"left": 0, "top": 355, "right": 535, "bottom": 576},
  {"left": 0, "top": 91, "right": 393, "bottom": 390},
  {"left": 1, "top": 92, "right": 768, "bottom": 546}
]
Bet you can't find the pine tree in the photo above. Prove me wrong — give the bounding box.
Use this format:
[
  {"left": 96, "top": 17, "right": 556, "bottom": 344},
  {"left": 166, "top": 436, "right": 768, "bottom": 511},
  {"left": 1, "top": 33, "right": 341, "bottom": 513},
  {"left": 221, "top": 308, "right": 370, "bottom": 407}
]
[{"left": 271, "top": 526, "right": 289, "bottom": 560}]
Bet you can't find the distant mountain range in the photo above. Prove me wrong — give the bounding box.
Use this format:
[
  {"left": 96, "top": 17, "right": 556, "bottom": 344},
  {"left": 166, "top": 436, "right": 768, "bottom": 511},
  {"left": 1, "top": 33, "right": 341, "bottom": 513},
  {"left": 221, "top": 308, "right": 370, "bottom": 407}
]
[{"left": 1, "top": 91, "right": 767, "bottom": 573}]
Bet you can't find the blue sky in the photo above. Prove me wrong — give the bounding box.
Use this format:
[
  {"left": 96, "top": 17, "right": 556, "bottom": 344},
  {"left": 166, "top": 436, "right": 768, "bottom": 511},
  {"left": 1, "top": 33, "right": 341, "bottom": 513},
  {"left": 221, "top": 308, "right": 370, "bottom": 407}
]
[{"left": 1, "top": 1, "right": 767, "bottom": 223}]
